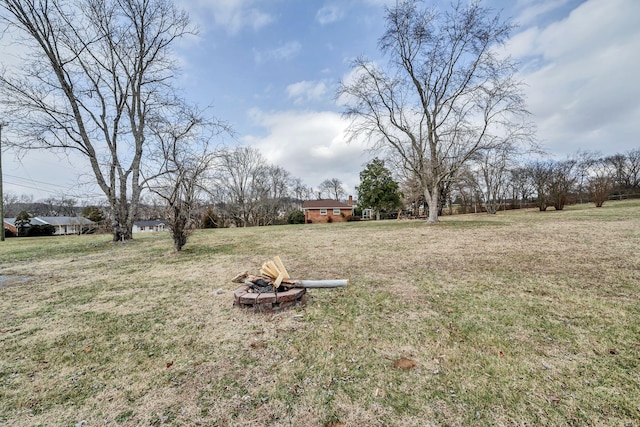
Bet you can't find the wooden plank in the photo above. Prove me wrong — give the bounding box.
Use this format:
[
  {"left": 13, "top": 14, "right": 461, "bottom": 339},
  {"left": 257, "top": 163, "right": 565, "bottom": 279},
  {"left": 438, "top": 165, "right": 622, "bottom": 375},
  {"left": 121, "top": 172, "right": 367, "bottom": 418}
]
[
  {"left": 259, "top": 268, "right": 272, "bottom": 278},
  {"left": 274, "top": 272, "right": 284, "bottom": 288},
  {"left": 273, "top": 256, "right": 290, "bottom": 279},
  {"left": 265, "top": 261, "right": 280, "bottom": 278},
  {"left": 261, "top": 262, "right": 279, "bottom": 279}
]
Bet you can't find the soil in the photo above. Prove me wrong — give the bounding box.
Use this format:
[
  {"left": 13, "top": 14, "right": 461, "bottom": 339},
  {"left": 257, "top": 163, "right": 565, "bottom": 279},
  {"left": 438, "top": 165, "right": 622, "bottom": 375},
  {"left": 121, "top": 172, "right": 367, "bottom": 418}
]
[{"left": 0, "top": 275, "right": 31, "bottom": 289}]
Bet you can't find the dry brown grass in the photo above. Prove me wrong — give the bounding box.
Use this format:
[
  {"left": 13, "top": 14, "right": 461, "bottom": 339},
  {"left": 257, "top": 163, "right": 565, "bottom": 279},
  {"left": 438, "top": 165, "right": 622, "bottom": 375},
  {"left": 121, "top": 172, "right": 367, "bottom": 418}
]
[{"left": 1, "top": 200, "right": 639, "bottom": 426}]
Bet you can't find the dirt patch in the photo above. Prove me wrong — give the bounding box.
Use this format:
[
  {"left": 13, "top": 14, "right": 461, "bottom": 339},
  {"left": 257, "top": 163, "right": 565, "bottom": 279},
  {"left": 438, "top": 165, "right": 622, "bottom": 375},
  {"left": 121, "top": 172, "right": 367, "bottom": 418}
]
[{"left": 0, "top": 275, "right": 31, "bottom": 289}]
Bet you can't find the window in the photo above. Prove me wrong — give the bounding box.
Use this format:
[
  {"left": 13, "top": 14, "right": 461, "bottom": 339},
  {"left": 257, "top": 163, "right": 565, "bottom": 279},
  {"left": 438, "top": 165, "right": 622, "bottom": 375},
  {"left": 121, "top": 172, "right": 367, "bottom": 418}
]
[
  {"left": 320, "top": 209, "right": 327, "bottom": 215},
  {"left": 333, "top": 209, "right": 341, "bottom": 215}
]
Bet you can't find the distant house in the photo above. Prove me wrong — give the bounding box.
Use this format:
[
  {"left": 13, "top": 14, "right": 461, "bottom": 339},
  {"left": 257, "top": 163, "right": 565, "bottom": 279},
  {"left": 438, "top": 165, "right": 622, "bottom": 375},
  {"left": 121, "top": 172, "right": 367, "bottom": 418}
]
[
  {"left": 3, "top": 219, "right": 17, "bottom": 236},
  {"left": 133, "top": 220, "right": 167, "bottom": 233},
  {"left": 302, "top": 197, "right": 354, "bottom": 223},
  {"left": 3, "top": 216, "right": 95, "bottom": 236},
  {"left": 35, "top": 216, "right": 96, "bottom": 235}
]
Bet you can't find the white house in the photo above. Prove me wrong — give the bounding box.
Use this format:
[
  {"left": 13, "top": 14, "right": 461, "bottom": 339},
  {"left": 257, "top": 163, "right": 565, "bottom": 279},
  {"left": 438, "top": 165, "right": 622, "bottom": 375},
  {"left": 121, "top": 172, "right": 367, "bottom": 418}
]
[
  {"left": 35, "top": 216, "right": 96, "bottom": 235},
  {"left": 4, "top": 216, "right": 96, "bottom": 236},
  {"left": 133, "top": 220, "right": 167, "bottom": 233}
]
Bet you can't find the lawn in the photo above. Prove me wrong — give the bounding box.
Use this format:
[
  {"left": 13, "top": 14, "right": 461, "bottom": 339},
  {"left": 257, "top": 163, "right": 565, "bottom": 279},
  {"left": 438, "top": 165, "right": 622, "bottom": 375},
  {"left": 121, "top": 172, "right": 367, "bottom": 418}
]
[{"left": 1, "top": 201, "right": 639, "bottom": 426}]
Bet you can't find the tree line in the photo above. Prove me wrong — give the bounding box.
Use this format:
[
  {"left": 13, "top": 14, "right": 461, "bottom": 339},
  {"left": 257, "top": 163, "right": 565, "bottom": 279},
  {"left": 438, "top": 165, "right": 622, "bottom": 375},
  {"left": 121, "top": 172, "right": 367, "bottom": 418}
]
[
  {"left": 2, "top": 144, "right": 355, "bottom": 247},
  {"left": 2, "top": 0, "right": 637, "bottom": 251},
  {"left": 395, "top": 148, "right": 640, "bottom": 217}
]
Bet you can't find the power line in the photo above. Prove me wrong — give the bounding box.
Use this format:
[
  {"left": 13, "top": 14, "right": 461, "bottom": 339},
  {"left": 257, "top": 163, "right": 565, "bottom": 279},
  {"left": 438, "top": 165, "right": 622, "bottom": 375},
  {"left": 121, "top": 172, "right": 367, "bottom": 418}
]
[
  {"left": 3, "top": 179, "right": 105, "bottom": 200},
  {"left": 4, "top": 173, "right": 74, "bottom": 189}
]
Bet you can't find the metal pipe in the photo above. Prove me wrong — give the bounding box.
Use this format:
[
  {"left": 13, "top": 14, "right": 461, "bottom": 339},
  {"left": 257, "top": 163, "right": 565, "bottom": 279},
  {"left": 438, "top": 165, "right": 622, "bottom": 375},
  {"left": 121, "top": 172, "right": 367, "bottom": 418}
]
[{"left": 299, "top": 279, "right": 348, "bottom": 288}]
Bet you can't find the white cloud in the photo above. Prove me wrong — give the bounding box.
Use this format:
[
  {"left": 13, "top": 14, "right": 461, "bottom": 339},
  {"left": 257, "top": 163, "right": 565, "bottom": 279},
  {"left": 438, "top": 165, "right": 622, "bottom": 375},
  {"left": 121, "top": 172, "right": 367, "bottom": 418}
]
[
  {"left": 361, "top": 0, "right": 396, "bottom": 6},
  {"left": 180, "top": 0, "right": 273, "bottom": 35},
  {"left": 286, "top": 81, "right": 328, "bottom": 105},
  {"left": 514, "top": 0, "right": 571, "bottom": 26},
  {"left": 253, "top": 41, "right": 302, "bottom": 64},
  {"left": 242, "top": 109, "right": 373, "bottom": 193},
  {"left": 505, "top": 0, "right": 640, "bottom": 156},
  {"left": 316, "top": 5, "right": 345, "bottom": 25}
]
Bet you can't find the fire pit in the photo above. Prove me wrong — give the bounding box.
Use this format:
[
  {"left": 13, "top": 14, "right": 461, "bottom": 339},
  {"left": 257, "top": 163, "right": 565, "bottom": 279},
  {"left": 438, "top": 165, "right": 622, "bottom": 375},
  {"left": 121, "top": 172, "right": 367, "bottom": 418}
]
[
  {"left": 231, "top": 256, "right": 347, "bottom": 313},
  {"left": 233, "top": 285, "right": 307, "bottom": 312}
]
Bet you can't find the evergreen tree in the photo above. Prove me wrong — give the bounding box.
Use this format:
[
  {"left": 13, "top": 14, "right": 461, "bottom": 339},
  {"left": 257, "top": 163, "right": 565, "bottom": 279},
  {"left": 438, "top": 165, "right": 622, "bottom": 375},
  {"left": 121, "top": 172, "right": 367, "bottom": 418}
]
[
  {"left": 357, "top": 158, "right": 402, "bottom": 220},
  {"left": 14, "top": 210, "right": 31, "bottom": 236}
]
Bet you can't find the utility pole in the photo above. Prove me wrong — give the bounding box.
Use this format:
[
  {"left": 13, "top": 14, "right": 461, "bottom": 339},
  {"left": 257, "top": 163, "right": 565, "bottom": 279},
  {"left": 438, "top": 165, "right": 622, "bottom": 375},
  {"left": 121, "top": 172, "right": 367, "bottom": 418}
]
[{"left": 0, "top": 122, "right": 5, "bottom": 241}]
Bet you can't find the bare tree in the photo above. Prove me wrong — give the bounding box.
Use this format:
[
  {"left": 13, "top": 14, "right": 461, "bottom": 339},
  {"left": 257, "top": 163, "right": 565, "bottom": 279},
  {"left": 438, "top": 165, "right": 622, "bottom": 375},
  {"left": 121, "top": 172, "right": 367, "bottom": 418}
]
[
  {"left": 319, "top": 178, "right": 345, "bottom": 201},
  {"left": 452, "top": 166, "right": 483, "bottom": 214},
  {"left": 145, "top": 106, "right": 225, "bottom": 251},
  {"left": 548, "top": 160, "right": 577, "bottom": 211},
  {"left": 0, "top": 0, "right": 194, "bottom": 241},
  {"left": 339, "top": 0, "right": 534, "bottom": 223},
  {"left": 475, "top": 143, "right": 521, "bottom": 214},
  {"left": 526, "top": 160, "right": 553, "bottom": 211},
  {"left": 526, "top": 159, "right": 578, "bottom": 211},
  {"left": 509, "top": 167, "right": 533, "bottom": 209},
  {"left": 588, "top": 172, "right": 613, "bottom": 208},
  {"left": 398, "top": 172, "right": 424, "bottom": 217},
  {"left": 579, "top": 153, "right": 613, "bottom": 208},
  {"left": 257, "top": 165, "right": 292, "bottom": 225},
  {"left": 291, "top": 177, "right": 314, "bottom": 208},
  {"left": 40, "top": 196, "right": 77, "bottom": 216},
  {"left": 605, "top": 148, "right": 640, "bottom": 197},
  {"left": 214, "top": 146, "right": 267, "bottom": 227},
  {"left": 2, "top": 191, "right": 20, "bottom": 217}
]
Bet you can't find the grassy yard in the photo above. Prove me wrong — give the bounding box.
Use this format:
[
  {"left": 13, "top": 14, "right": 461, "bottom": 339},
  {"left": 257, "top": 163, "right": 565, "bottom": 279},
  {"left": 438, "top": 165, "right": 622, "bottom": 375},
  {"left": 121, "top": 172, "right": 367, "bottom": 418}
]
[{"left": 1, "top": 201, "right": 639, "bottom": 426}]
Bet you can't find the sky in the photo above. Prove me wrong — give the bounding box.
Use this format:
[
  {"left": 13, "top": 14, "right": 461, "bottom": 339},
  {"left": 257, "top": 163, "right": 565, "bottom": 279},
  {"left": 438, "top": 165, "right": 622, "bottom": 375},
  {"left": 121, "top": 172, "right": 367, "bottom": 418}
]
[{"left": 1, "top": 0, "right": 639, "bottom": 202}]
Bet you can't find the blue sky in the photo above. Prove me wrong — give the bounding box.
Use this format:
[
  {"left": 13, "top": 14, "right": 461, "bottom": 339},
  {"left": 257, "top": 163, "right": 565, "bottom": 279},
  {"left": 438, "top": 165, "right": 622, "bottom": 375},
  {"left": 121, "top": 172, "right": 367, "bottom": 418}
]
[{"left": 2, "top": 0, "right": 639, "bottom": 202}]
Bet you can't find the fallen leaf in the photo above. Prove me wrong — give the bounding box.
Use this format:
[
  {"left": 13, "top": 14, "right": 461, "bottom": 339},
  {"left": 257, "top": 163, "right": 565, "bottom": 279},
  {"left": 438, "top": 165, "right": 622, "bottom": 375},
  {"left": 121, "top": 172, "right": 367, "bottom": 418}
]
[
  {"left": 609, "top": 349, "right": 618, "bottom": 355},
  {"left": 550, "top": 396, "right": 561, "bottom": 404},
  {"left": 394, "top": 357, "right": 417, "bottom": 370},
  {"left": 83, "top": 346, "right": 92, "bottom": 353},
  {"left": 250, "top": 341, "right": 267, "bottom": 349},
  {"left": 166, "top": 361, "right": 173, "bottom": 368}
]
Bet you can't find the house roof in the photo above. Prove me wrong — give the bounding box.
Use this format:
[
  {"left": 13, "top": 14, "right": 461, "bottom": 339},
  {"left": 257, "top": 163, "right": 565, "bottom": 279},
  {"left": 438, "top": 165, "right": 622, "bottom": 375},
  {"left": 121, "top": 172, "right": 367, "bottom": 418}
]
[
  {"left": 34, "top": 216, "right": 95, "bottom": 226},
  {"left": 4, "top": 216, "right": 94, "bottom": 226},
  {"left": 302, "top": 199, "right": 353, "bottom": 209},
  {"left": 134, "top": 220, "right": 166, "bottom": 227}
]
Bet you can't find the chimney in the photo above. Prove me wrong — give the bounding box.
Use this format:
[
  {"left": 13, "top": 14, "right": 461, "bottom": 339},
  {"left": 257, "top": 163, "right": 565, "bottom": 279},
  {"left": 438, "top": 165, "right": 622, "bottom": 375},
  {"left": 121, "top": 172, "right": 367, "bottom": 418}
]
[{"left": 348, "top": 195, "right": 353, "bottom": 206}]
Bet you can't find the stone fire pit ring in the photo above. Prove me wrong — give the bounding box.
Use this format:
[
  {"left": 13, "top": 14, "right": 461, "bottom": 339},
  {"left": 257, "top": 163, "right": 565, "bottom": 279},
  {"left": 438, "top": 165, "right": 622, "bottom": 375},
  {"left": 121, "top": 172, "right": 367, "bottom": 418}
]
[{"left": 233, "top": 285, "right": 307, "bottom": 312}]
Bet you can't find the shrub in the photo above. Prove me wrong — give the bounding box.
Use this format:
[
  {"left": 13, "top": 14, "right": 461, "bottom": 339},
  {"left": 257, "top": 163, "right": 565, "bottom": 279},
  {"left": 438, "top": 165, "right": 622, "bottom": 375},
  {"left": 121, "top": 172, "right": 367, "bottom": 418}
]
[
  {"left": 27, "top": 224, "right": 56, "bottom": 237},
  {"left": 346, "top": 215, "right": 361, "bottom": 222},
  {"left": 326, "top": 216, "right": 333, "bottom": 223},
  {"left": 81, "top": 205, "right": 105, "bottom": 223},
  {"left": 201, "top": 207, "right": 220, "bottom": 228},
  {"left": 287, "top": 210, "right": 305, "bottom": 224}
]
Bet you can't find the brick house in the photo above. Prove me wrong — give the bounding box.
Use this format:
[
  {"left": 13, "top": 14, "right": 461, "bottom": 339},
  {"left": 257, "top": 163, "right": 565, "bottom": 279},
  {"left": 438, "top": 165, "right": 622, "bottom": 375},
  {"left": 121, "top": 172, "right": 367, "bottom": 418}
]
[
  {"left": 302, "top": 197, "right": 354, "bottom": 223},
  {"left": 3, "top": 219, "right": 17, "bottom": 236}
]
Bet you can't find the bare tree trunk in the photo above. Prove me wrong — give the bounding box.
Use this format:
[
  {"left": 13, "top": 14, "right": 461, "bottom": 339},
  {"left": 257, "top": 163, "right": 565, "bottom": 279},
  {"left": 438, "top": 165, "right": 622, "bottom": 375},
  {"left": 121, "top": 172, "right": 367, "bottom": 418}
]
[
  {"left": 339, "top": 1, "right": 534, "bottom": 225},
  {"left": 0, "top": 0, "right": 193, "bottom": 242},
  {"left": 425, "top": 189, "right": 439, "bottom": 223}
]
